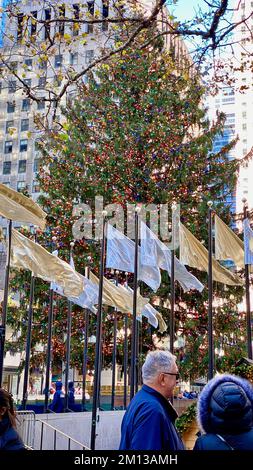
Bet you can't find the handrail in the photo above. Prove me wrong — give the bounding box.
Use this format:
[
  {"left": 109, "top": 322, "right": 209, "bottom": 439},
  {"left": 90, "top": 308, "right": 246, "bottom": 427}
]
[{"left": 36, "top": 418, "right": 90, "bottom": 450}]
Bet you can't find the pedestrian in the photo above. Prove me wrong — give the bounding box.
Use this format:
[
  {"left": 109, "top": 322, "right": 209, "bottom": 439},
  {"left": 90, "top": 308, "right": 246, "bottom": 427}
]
[
  {"left": 50, "top": 381, "right": 65, "bottom": 413},
  {"left": 68, "top": 381, "right": 75, "bottom": 410},
  {"left": 193, "top": 374, "right": 253, "bottom": 450},
  {"left": 119, "top": 350, "right": 184, "bottom": 450},
  {"left": 0, "top": 388, "right": 26, "bottom": 450}
]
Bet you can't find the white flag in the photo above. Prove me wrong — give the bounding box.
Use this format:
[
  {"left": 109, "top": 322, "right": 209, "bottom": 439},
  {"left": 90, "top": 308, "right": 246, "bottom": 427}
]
[
  {"left": 140, "top": 222, "right": 204, "bottom": 292},
  {"left": 243, "top": 219, "right": 253, "bottom": 265},
  {"left": 106, "top": 224, "right": 161, "bottom": 291}
]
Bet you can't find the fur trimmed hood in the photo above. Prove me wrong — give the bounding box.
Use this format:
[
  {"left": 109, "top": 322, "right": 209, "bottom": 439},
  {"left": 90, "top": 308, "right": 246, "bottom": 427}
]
[{"left": 197, "top": 374, "right": 253, "bottom": 434}]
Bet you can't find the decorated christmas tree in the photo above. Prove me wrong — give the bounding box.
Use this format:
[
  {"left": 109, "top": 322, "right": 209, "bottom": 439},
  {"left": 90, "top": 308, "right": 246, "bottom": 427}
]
[{"left": 6, "top": 31, "right": 246, "bottom": 381}]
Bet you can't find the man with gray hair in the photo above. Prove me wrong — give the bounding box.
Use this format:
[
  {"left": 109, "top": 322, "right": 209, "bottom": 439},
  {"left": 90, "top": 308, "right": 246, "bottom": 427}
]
[{"left": 119, "top": 350, "right": 184, "bottom": 450}]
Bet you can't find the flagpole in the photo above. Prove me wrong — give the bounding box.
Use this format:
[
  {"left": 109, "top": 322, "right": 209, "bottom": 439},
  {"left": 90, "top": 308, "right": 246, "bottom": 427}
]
[
  {"left": 111, "top": 270, "right": 119, "bottom": 410},
  {"left": 130, "top": 206, "right": 140, "bottom": 401},
  {"left": 90, "top": 211, "right": 107, "bottom": 451},
  {"left": 0, "top": 219, "right": 12, "bottom": 387},
  {"left": 82, "top": 261, "right": 91, "bottom": 412},
  {"left": 64, "top": 241, "right": 75, "bottom": 412},
  {"left": 124, "top": 272, "right": 129, "bottom": 409},
  {"left": 243, "top": 199, "right": 253, "bottom": 359},
  {"left": 170, "top": 203, "right": 177, "bottom": 355},
  {"left": 44, "top": 236, "right": 57, "bottom": 413},
  {"left": 208, "top": 201, "right": 214, "bottom": 380}
]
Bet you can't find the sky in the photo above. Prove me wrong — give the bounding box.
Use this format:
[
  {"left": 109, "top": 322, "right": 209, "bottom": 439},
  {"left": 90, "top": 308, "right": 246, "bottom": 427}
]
[{"left": 169, "top": 0, "right": 204, "bottom": 22}]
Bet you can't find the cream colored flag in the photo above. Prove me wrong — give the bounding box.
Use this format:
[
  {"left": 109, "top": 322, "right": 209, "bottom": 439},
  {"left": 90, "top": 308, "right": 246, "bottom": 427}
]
[
  {"left": 179, "top": 223, "right": 243, "bottom": 286},
  {"left": 0, "top": 183, "right": 46, "bottom": 229},
  {"left": 10, "top": 229, "right": 83, "bottom": 297},
  {"left": 90, "top": 272, "right": 166, "bottom": 331},
  {"left": 89, "top": 272, "right": 148, "bottom": 315},
  {"left": 215, "top": 215, "right": 244, "bottom": 268}
]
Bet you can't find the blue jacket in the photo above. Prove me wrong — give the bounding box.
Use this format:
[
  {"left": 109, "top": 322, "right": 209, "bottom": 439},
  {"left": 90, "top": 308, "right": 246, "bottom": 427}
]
[
  {"left": 119, "top": 385, "right": 184, "bottom": 450},
  {"left": 194, "top": 374, "right": 253, "bottom": 450},
  {"left": 50, "top": 382, "right": 65, "bottom": 413},
  {"left": 0, "top": 418, "right": 25, "bottom": 451}
]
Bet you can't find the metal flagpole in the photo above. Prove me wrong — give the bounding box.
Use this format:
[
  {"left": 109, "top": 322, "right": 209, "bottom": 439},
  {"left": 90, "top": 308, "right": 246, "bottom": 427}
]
[
  {"left": 44, "top": 236, "right": 57, "bottom": 413},
  {"left": 170, "top": 205, "right": 176, "bottom": 355},
  {"left": 208, "top": 201, "right": 214, "bottom": 380},
  {"left": 0, "top": 219, "right": 12, "bottom": 387},
  {"left": 82, "top": 261, "right": 91, "bottom": 412},
  {"left": 111, "top": 270, "right": 119, "bottom": 410},
  {"left": 123, "top": 272, "right": 129, "bottom": 409},
  {"left": 130, "top": 206, "right": 140, "bottom": 401},
  {"left": 243, "top": 198, "right": 253, "bottom": 359},
  {"left": 21, "top": 269, "right": 35, "bottom": 410},
  {"left": 64, "top": 242, "right": 75, "bottom": 412},
  {"left": 90, "top": 211, "right": 107, "bottom": 451}
]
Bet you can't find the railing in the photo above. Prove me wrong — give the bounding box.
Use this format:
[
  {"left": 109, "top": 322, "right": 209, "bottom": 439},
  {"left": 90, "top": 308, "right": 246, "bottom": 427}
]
[
  {"left": 36, "top": 419, "right": 90, "bottom": 450},
  {"left": 16, "top": 410, "right": 35, "bottom": 449}
]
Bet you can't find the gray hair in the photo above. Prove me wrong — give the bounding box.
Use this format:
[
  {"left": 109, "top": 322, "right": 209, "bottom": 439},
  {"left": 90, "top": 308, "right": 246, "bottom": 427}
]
[{"left": 142, "top": 350, "right": 176, "bottom": 384}]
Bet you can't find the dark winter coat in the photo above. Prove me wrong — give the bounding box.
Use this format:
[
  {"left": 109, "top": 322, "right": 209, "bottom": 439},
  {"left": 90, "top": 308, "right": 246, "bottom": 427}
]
[
  {"left": 0, "top": 417, "right": 25, "bottom": 451},
  {"left": 193, "top": 374, "right": 253, "bottom": 450},
  {"left": 119, "top": 384, "right": 185, "bottom": 450}
]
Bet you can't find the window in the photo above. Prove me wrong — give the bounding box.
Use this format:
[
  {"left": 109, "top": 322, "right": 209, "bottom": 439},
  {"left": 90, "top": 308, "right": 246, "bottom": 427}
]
[
  {"left": 38, "top": 76, "right": 46, "bottom": 89},
  {"left": 85, "top": 50, "right": 94, "bottom": 64},
  {"left": 17, "top": 14, "right": 23, "bottom": 42},
  {"left": 18, "top": 159, "right": 27, "bottom": 173},
  {"left": 17, "top": 181, "right": 26, "bottom": 192},
  {"left": 70, "top": 52, "right": 78, "bottom": 65},
  {"left": 21, "top": 119, "right": 29, "bottom": 132},
  {"left": 55, "top": 55, "right": 63, "bottom": 68},
  {"left": 58, "top": 5, "right": 65, "bottom": 36},
  {"left": 3, "top": 162, "right": 11, "bottom": 175},
  {"left": 37, "top": 100, "right": 45, "bottom": 110},
  {"left": 242, "top": 123, "right": 247, "bottom": 130},
  {"left": 102, "top": 1, "right": 109, "bottom": 31},
  {"left": 54, "top": 75, "right": 61, "bottom": 87},
  {"left": 32, "top": 180, "right": 40, "bottom": 193},
  {"left": 31, "top": 11, "right": 37, "bottom": 36},
  {"left": 87, "top": 1, "right": 95, "bottom": 33},
  {"left": 24, "top": 58, "right": 32, "bottom": 69},
  {"left": 39, "top": 59, "right": 47, "bottom": 70},
  {"left": 7, "top": 102, "right": 15, "bottom": 113},
  {"left": 33, "top": 158, "right": 40, "bottom": 172},
  {"left": 242, "top": 111, "right": 247, "bottom": 119},
  {"left": 9, "top": 62, "right": 18, "bottom": 72},
  {"left": 4, "top": 141, "right": 13, "bottom": 154},
  {"left": 8, "top": 80, "right": 16, "bottom": 93},
  {"left": 72, "top": 4, "right": 80, "bottom": 36},
  {"left": 44, "top": 8, "right": 51, "bottom": 40},
  {"left": 24, "top": 78, "right": 31, "bottom": 87},
  {"left": 22, "top": 99, "right": 30, "bottom": 111},
  {"left": 243, "top": 148, "right": 247, "bottom": 155},
  {"left": 6, "top": 120, "right": 14, "bottom": 133},
  {"left": 20, "top": 139, "right": 28, "bottom": 152},
  {"left": 2, "top": 182, "right": 10, "bottom": 187}
]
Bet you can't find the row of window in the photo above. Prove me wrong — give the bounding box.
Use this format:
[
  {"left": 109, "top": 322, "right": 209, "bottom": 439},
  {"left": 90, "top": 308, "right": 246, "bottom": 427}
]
[
  {"left": 2, "top": 180, "right": 40, "bottom": 193},
  {"left": 2, "top": 159, "right": 40, "bottom": 174},
  {"left": 5, "top": 118, "right": 29, "bottom": 133},
  {"left": 16, "top": 2, "right": 109, "bottom": 42},
  {"left": 4, "top": 139, "right": 29, "bottom": 153},
  {"left": 6, "top": 99, "right": 45, "bottom": 113}
]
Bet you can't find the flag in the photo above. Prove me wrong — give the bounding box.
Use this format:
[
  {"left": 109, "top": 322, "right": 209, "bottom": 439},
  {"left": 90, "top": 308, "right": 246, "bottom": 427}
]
[
  {"left": 106, "top": 224, "right": 161, "bottom": 291},
  {"left": 10, "top": 229, "right": 83, "bottom": 297},
  {"left": 243, "top": 218, "right": 253, "bottom": 265},
  {"left": 140, "top": 221, "right": 204, "bottom": 292},
  {"left": 0, "top": 183, "right": 46, "bottom": 229},
  {"left": 214, "top": 215, "right": 244, "bottom": 268},
  {"left": 50, "top": 251, "right": 98, "bottom": 313},
  {"left": 179, "top": 223, "right": 243, "bottom": 286},
  {"left": 89, "top": 271, "right": 149, "bottom": 315}
]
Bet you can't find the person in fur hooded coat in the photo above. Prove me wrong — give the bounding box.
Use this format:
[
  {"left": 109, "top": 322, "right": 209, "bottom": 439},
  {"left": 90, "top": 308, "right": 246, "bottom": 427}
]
[{"left": 193, "top": 374, "right": 253, "bottom": 450}]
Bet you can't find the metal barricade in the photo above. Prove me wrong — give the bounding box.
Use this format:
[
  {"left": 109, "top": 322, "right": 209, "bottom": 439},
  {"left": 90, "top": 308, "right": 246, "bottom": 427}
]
[{"left": 16, "top": 410, "right": 36, "bottom": 449}]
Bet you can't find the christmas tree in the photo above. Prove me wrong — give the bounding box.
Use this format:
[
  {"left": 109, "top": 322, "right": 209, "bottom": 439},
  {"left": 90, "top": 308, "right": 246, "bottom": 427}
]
[{"left": 6, "top": 32, "right": 246, "bottom": 381}]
